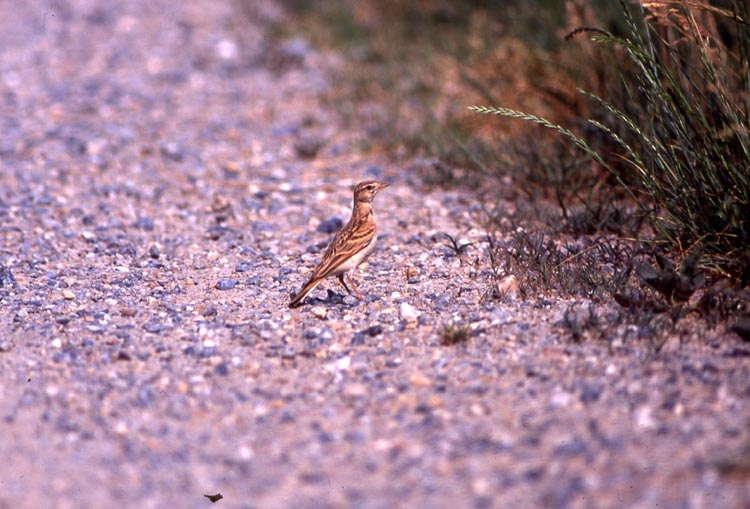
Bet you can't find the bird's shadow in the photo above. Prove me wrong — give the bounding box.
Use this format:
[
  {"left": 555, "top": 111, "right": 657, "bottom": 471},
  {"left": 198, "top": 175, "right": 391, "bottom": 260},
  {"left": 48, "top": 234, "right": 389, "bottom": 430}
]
[
  {"left": 320, "top": 289, "right": 353, "bottom": 306},
  {"left": 296, "top": 289, "right": 365, "bottom": 308}
]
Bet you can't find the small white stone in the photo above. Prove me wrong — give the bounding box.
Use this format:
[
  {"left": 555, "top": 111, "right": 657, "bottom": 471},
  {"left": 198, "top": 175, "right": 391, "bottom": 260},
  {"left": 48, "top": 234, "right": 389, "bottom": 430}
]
[
  {"left": 235, "top": 445, "right": 254, "bottom": 461},
  {"left": 343, "top": 383, "right": 367, "bottom": 398},
  {"left": 635, "top": 406, "right": 657, "bottom": 430},
  {"left": 550, "top": 388, "right": 572, "bottom": 408},
  {"left": 373, "top": 439, "right": 391, "bottom": 451},
  {"left": 327, "top": 355, "right": 351, "bottom": 373},
  {"left": 471, "top": 477, "right": 491, "bottom": 496},
  {"left": 215, "top": 39, "right": 238, "bottom": 60},
  {"left": 400, "top": 302, "right": 420, "bottom": 319},
  {"left": 113, "top": 421, "right": 129, "bottom": 436}
]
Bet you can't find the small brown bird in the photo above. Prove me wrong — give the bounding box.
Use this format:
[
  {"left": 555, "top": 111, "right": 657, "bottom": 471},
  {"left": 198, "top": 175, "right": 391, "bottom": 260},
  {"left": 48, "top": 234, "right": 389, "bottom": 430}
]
[{"left": 290, "top": 180, "right": 389, "bottom": 308}]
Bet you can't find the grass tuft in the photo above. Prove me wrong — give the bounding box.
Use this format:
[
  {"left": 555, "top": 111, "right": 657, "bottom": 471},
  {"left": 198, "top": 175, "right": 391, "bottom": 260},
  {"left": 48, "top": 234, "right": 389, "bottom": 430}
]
[
  {"left": 471, "top": 0, "right": 750, "bottom": 281},
  {"left": 440, "top": 321, "right": 471, "bottom": 346}
]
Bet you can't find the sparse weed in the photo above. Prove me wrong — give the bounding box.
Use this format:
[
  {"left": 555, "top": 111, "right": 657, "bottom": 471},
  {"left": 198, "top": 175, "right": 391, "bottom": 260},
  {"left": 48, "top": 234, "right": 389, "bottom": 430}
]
[
  {"left": 436, "top": 232, "right": 473, "bottom": 257},
  {"left": 561, "top": 304, "right": 600, "bottom": 342},
  {"left": 491, "top": 229, "right": 636, "bottom": 300},
  {"left": 440, "top": 321, "right": 471, "bottom": 346}
]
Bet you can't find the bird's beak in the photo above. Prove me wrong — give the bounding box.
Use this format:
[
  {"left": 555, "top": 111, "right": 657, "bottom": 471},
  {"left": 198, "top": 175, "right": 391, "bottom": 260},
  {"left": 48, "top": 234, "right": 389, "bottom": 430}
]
[{"left": 377, "top": 182, "right": 390, "bottom": 192}]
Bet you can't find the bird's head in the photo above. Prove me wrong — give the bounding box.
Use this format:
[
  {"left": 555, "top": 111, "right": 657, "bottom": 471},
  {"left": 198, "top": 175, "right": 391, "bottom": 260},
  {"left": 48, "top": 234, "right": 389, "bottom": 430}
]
[{"left": 354, "top": 180, "right": 389, "bottom": 203}]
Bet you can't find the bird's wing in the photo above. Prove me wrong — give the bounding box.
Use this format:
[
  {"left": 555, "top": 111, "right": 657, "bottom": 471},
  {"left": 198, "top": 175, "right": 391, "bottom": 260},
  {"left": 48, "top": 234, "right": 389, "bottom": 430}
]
[{"left": 311, "top": 214, "right": 375, "bottom": 279}]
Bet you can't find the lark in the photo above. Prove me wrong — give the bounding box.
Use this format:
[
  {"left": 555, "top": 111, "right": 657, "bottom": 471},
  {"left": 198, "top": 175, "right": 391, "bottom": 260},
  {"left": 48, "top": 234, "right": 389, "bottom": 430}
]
[{"left": 289, "top": 180, "right": 389, "bottom": 308}]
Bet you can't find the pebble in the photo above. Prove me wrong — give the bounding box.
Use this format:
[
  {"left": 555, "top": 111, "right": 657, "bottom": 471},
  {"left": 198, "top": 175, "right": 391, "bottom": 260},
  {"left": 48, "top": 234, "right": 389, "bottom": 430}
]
[
  {"left": 0, "top": 266, "right": 16, "bottom": 287},
  {"left": 160, "top": 142, "right": 183, "bottom": 162},
  {"left": 235, "top": 261, "right": 254, "bottom": 272},
  {"left": 294, "top": 136, "right": 325, "bottom": 159},
  {"left": 578, "top": 382, "right": 603, "bottom": 404},
  {"left": 62, "top": 290, "right": 76, "bottom": 300},
  {"left": 200, "top": 344, "right": 217, "bottom": 357},
  {"left": 554, "top": 438, "right": 588, "bottom": 457},
  {"left": 116, "top": 351, "right": 131, "bottom": 361},
  {"left": 215, "top": 38, "right": 238, "bottom": 61},
  {"left": 133, "top": 216, "right": 154, "bottom": 231},
  {"left": 360, "top": 324, "right": 383, "bottom": 337},
  {"left": 343, "top": 383, "right": 368, "bottom": 398},
  {"left": 143, "top": 321, "right": 168, "bottom": 333},
  {"left": 149, "top": 244, "right": 160, "bottom": 259},
  {"left": 215, "top": 279, "right": 236, "bottom": 290},
  {"left": 634, "top": 406, "right": 658, "bottom": 430},
  {"left": 317, "top": 216, "right": 343, "bottom": 234},
  {"left": 138, "top": 387, "right": 155, "bottom": 407},
  {"left": 312, "top": 307, "right": 327, "bottom": 319},
  {"left": 550, "top": 388, "right": 572, "bottom": 408},
  {"left": 409, "top": 372, "right": 432, "bottom": 388},
  {"left": 400, "top": 302, "right": 420, "bottom": 320},
  {"left": 332, "top": 356, "right": 350, "bottom": 372},
  {"left": 200, "top": 305, "right": 218, "bottom": 317}
]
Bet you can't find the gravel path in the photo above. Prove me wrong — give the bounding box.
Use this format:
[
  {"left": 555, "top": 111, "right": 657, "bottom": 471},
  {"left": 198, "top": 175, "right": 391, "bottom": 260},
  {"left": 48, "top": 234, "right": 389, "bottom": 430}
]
[{"left": 1, "top": 2, "right": 749, "bottom": 508}]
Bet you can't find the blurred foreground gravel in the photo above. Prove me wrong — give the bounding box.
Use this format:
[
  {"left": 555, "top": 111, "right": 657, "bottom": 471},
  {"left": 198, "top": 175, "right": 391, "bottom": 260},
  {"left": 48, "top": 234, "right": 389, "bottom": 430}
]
[{"left": 1, "top": 1, "right": 749, "bottom": 508}]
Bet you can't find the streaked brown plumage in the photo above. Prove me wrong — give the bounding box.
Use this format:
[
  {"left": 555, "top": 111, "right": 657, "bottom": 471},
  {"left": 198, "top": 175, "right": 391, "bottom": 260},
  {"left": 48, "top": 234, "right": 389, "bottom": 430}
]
[{"left": 289, "top": 180, "right": 389, "bottom": 308}]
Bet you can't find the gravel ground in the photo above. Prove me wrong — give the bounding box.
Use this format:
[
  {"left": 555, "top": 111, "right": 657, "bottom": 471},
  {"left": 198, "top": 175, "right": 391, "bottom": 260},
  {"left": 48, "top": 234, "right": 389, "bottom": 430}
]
[{"left": 1, "top": 1, "right": 749, "bottom": 508}]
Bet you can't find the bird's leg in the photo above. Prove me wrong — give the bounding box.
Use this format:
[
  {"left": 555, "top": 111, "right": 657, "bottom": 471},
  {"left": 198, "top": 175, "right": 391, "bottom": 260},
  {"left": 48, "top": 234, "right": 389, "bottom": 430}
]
[
  {"left": 346, "top": 272, "right": 363, "bottom": 300},
  {"left": 337, "top": 273, "right": 351, "bottom": 294}
]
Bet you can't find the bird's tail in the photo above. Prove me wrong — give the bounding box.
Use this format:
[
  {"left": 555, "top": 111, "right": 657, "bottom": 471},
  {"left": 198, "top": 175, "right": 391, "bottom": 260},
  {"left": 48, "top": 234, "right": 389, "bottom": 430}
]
[{"left": 289, "top": 277, "right": 322, "bottom": 308}]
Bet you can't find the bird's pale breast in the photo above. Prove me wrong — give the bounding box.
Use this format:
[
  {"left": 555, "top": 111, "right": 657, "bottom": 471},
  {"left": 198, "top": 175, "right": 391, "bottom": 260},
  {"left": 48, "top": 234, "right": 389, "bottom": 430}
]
[{"left": 329, "top": 232, "right": 378, "bottom": 276}]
